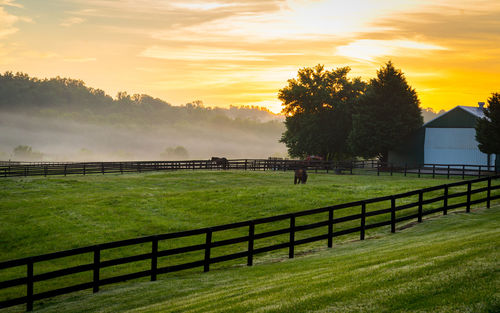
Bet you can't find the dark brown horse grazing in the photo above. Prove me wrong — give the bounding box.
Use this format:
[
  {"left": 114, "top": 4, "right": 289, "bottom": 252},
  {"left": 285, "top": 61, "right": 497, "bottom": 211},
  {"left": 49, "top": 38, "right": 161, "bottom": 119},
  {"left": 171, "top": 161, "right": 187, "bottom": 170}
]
[
  {"left": 294, "top": 168, "right": 308, "bottom": 184},
  {"left": 211, "top": 157, "right": 228, "bottom": 170}
]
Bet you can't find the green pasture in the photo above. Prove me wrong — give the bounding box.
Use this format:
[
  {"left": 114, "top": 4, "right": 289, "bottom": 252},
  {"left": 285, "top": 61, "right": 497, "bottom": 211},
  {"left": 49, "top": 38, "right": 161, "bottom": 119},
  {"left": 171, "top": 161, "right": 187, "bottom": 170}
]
[{"left": 0, "top": 170, "right": 498, "bottom": 312}]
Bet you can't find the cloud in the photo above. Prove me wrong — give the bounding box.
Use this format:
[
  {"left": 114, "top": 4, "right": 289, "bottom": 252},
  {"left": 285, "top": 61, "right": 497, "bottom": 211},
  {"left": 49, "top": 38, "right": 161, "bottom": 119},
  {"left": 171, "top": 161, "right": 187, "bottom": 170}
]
[
  {"left": 63, "top": 57, "right": 97, "bottom": 62},
  {"left": 0, "top": 7, "right": 19, "bottom": 38},
  {"left": 335, "top": 39, "right": 447, "bottom": 62},
  {"left": 149, "top": 0, "right": 424, "bottom": 44},
  {"left": 0, "top": 0, "right": 23, "bottom": 8},
  {"left": 140, "top": 46, "right": 301, "bottom": 61},
  {"left": 0, "top": 3, "right": 33, "bottom": 39},
  {"left": 60, "top": 17, "right": 85, "bottom": 27},
  {"left": 169, "top": 2, "right": 239, "bottom": 11}
]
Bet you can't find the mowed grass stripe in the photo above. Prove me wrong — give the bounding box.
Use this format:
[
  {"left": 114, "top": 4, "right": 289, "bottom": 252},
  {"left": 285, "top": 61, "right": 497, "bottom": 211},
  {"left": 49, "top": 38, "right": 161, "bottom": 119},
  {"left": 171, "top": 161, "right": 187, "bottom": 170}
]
[{"left": 24, "top": 206, "right": 499, "bottom": 313}]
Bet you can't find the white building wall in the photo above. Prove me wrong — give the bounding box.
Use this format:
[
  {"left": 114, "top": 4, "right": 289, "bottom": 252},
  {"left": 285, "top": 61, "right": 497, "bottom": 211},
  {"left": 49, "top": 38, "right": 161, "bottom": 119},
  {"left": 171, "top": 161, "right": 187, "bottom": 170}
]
[{"left": 424, "top": 128, "right": 495, "bottom": 166}]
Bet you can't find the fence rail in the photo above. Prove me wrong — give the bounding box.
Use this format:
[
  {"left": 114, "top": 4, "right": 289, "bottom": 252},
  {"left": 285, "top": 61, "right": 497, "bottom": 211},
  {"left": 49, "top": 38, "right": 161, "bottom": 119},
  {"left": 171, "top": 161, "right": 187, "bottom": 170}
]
[
  {"left": 0, "top": 159, "right": 497, "bottom": 179},
  {"left": 1, "top": 175, "right": 499, "bottom": 311},
  {"left": 376, "top": 162, "right": 498, "bottom": 179}
]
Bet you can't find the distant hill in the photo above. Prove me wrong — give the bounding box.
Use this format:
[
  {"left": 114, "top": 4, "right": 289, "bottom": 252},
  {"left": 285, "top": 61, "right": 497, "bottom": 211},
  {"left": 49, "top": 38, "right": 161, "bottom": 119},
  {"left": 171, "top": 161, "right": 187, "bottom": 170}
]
[{"left": 0, "top": 72, "right": 286, "bottom": 161}]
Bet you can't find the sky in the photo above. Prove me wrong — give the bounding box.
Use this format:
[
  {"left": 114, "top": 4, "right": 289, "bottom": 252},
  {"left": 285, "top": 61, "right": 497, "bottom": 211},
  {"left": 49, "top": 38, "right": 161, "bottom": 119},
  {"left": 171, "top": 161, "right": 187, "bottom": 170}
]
[{"left": 1, "top": 0, "right": 499, "bottom": 114}]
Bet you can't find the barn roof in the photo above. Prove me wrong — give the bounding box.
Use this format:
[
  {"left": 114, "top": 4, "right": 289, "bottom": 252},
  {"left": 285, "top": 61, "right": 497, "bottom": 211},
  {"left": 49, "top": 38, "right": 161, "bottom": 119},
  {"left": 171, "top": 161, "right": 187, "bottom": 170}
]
[
  {"left": 457, "top": 106, "right": 485, "bottom": 119},
  {"left": 423, "top": 105, "right": 485, "bottom": 128}
]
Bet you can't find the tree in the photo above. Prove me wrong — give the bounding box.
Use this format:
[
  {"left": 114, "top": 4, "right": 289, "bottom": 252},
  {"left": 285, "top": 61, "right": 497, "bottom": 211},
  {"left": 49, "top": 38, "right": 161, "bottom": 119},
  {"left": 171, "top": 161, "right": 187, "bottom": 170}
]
[
  {"left": 279, "top": 65, "right": 366, "bottom": 159},
  {"left": 13, "top": 145, "right": 44, "bottom": 161},
  {"left": 476, "top": 93, "right": 500, "bottom": 155},
  {"left": 348, "top": 61, "right": 423, "bottom": 163},
  {"left": 160, "top": 146, "right": 189, "bottom": 160}
]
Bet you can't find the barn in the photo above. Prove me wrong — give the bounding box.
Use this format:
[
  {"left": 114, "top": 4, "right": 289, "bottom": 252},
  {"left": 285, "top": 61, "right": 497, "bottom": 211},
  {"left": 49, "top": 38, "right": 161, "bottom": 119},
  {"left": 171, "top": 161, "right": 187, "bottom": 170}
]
[{"left": 388, "top": 103, "right": 499, "bottom": 170}]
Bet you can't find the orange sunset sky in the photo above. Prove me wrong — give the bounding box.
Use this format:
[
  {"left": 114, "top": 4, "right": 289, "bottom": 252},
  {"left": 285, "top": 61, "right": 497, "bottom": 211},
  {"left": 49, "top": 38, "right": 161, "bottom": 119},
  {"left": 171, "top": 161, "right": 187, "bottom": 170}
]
[{"left": 1, "top": 0, "right": 499, "bottom": 113}]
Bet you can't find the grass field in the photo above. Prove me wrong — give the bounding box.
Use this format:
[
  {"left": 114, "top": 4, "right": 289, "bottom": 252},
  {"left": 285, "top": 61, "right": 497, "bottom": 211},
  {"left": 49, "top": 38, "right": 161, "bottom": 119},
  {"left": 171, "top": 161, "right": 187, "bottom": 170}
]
[{"left": 0, "top": 170, "right": 498, "bottom": 312}]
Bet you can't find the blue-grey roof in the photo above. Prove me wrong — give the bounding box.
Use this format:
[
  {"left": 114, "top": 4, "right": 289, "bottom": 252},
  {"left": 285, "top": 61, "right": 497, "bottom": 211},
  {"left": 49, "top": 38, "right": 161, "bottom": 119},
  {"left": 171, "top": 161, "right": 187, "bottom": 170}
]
[
  {"left": 423, "top": 105, "right": 485, "bottom": 127},
  {"left": 457, "top": 106, "right": 485, "bottom": 118}
]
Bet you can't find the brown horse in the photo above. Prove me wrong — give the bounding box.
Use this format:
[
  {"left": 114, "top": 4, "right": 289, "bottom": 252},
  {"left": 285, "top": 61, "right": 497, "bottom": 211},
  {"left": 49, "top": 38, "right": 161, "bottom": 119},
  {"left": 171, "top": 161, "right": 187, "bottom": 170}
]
[
  {"left": 294, "top": 168, "right": 308, "bottom": 184},
  {"left": 211, "top": 157, "right": 228, "bottom": 170}
]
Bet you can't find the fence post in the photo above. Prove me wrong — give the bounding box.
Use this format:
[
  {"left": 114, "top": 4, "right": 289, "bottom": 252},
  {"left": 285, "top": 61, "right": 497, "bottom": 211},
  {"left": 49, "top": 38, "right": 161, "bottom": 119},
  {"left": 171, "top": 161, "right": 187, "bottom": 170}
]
[
  {"left": 487, "top": 176, "right": 491, "bottom": 208},
  {"left": 418, "top": 167, "right": 421, "bottom": 178},
  {"left": 404, "top": 163, "right": 407, "bottom": 177},
  {"left": 443, "top": 185, "right": 448, "bottom": 215},
  {"left": 462, "top": 165, "right": 465, "bottom": 180},
  {"left": 350, "top": 162, "right": 353, "bottom": 175},
  {"left": 418, "top": 191, "right": 423, "bottom": 222},
  {"left": 151, "top": 237, "right": 158, "bottom": 281},
  {"left": 391, "top": 196, "right": 396, "bottom": 233},
  {"left": 120, "top": 163, "right": 123, "bottom": 174},
  {"left": 64, "top": 164, "right": 67, "bottom": 176},
  {"left": 328, "top": 208, "right": 333, "bottom": 248},
  {"left": 360, "top": 202, "right": 366, "bottom": 240},
  {"left": 466, "top": 182, "right": 472, "bottom": 213},
  {"left": 447, "top": 165, "right": 450, "bottom": 179},
  {"left": 101, "top": 162, "right": 104, "bottom": 175},
  {"left": 204, "top": 229, "right": 212, "bottom": 272},
  {"left": 432, "top": 164, "right": 435, "bottom": 178},
  {"left": 83, "top": 164, "right": 86, "bottom": 176},
  {"left": 27, "top": 259, "right": 33, "bottom": 311},
  {"left": 289, "top": 215, "right": 295, "bottom": 259},
  {"left": 93, "top": 246, "right": 100, "bottom": 293},
  {"left": 390, "top": 164, "right": 393, "bottom": 176},
  {"left": 377, "top": 163, "right": 380, "bottom": 176},
  {"left": 44, "top": 166, "right": 47, "bottom": 177},
  {"left": 247, "top": 222, "right": 254, "bottom": 266},
  {"left": 478, "top": 166, "right": 481, "bottom": 178}
]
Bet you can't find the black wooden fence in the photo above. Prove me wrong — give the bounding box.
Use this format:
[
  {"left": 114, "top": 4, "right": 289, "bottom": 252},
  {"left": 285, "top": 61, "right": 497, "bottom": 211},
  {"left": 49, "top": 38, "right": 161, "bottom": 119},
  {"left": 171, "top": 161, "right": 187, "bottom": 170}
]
[
  {"left": 1, "top": 159, "right": 497, "bottom": 179},
  {"left": 374, "top": 162, "right": 498, "bottom": 178},
  {"left": 0, "top": 159, "right": 366, "bottom": 178},
  {"left": 1, "top": 175, "right": 499, "bottom": 311}
]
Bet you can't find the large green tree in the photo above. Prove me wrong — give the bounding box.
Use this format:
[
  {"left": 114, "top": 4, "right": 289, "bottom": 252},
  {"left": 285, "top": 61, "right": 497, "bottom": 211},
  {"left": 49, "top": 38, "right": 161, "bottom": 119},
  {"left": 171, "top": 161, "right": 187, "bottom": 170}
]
[
  {"left": 279, "top": 65, "right": 365, "bottom": 159},
  {"left": 475, "top": 92, "right": 500, "bottom": 156},
  {"left": 348, "top": 61, "right": 423, "bottom": 163}
]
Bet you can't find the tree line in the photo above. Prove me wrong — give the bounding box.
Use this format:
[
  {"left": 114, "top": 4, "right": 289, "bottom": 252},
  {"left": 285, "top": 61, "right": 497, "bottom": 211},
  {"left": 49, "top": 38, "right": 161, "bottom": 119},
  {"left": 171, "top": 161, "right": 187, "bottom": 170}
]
[
  {"left": 279, "top": 61, "right": 500, "bottom": 161},
  {"left": 0, "top": 71, "right": 281, "bottom": 131}
]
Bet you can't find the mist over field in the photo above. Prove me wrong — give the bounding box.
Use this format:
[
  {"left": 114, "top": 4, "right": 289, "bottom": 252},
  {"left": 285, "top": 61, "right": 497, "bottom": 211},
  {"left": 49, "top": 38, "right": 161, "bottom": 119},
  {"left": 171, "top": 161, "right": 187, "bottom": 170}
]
[
  {"left": 0, "top": 73, "right": 287, "bottom": 161},
  {"left": 0, "top": 112, "right": 287, "bottom": 161}
]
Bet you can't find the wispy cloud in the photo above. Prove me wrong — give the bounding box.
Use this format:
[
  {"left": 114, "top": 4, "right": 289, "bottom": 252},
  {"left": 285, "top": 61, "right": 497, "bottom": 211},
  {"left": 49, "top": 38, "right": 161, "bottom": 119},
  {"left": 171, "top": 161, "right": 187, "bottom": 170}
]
[
  {"left": 336, "top": 39, "right": 447, "bottom": 62},
  {"left": 63, "top": 57, "right": 96, "bottom": 62},
  {"left": 60, "top": 17, "right": 85, "bottom": 27},
  {"left": 0, "top": 6, "right": 32, "bottom": 38},
  {"left": 170, "top": 2, "right": 239, "bottom": 11},
  {"left": 0, "top": 7, "right": 18, "bottom": 38},
  {"left": 140, "top": 46, "right": 301, "bottom": 61},
  {"left": 0, "top": 0, "right": 23, "bottom": 8}
]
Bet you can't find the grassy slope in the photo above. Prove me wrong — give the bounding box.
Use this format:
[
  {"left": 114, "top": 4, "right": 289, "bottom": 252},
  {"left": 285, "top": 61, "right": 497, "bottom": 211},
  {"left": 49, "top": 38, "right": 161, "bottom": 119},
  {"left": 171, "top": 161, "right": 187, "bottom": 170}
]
[{"left": 32, "top": 206, "right": 500, "bottom": 312}]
